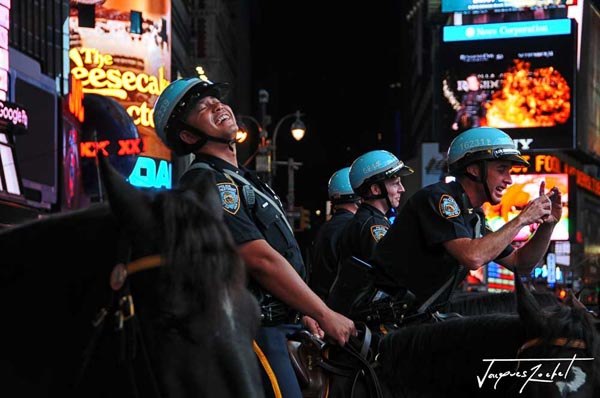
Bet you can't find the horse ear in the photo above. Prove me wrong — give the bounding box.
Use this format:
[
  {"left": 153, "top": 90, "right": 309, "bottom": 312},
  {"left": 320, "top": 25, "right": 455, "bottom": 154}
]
[
  {"left": 97, "top": 155, "right": 156, "bottom": 231},
  {"left": 514, "top": 269, "right": 544, "bottom": 329}
]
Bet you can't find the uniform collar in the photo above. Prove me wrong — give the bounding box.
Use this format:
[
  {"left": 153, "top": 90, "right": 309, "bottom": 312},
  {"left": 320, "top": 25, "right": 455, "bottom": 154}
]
[
  {"left": 448, "top": 180, "right": 477, "bottom": 214},
  {"left": 193, "top": 153, "right": 240, "bottom": 174},
  {"left": 359, "top": 202, "right": 386, "bottom": 216}
]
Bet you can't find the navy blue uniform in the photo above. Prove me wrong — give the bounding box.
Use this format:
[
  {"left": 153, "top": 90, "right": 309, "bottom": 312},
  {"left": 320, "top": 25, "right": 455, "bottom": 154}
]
[
  {"left": 179, "top": 154, "right": 304, "bottom": 398},
  {"left": 373, "top": 181, "right": 514, "bottom": 311},
  {"left": 309, "top": 208, "right": 354, "bottom": 300},
  {"left": 327, "top": 203, "right": 390, "bottom": 318}
]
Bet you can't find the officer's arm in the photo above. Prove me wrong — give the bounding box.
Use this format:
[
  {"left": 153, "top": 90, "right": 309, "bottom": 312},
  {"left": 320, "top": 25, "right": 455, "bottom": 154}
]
[
  {"left": 238, "top": 239, "right": 357, "bottom": 344},
  {"left": 443, "top": 215, "right": 525, "bottom": 270}
]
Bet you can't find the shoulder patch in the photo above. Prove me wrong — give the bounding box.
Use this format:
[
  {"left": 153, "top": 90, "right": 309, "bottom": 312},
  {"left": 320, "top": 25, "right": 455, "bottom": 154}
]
[
  {"left": 217, "top": 183, "right": 240, "bottom": 215},
  {"left": 439, "top": 194, "right": 461, "bottom": 218},
  {"left": 370, "top": 225, "right": 389, "bottom": 242}
]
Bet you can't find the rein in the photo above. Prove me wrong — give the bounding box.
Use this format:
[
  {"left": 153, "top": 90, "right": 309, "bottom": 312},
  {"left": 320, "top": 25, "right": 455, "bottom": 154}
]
[
  {"left": 517, "top": 337, "right": 587, "bottom": 357},
  {"left": 77, "top": 253, "right": 165, "bottom": 398}
]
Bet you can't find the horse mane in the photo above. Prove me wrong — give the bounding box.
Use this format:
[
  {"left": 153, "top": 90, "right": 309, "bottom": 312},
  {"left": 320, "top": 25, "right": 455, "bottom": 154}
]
[
  {"left": 378, "top": 314, "right": 525, "bottom": 391},
  {"left": 446, "top": 289, "right": 562, "bottom": 315},
  {"left": 153, "top": 185, "right": 248, "bottom": 318}
]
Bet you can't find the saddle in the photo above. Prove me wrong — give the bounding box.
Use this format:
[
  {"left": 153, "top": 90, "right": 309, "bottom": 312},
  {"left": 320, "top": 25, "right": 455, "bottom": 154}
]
[
  {"left": 287, "top": 323, "right": 384, "bottom": 398},
  {"left": 287, "top": 329, "right": 329, "bottom": 398}
]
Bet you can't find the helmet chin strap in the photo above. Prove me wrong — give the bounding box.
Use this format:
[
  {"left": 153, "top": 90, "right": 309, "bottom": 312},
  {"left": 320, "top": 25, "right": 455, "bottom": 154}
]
[
  {"left": 464, "top": 161, "right": 493, "bottom": 203},
  {"left": 180, "top": 121, "right": 236, "bottom": 152},
  {"left": 364, "top": 182, "right": 393, "bottom": 210}
]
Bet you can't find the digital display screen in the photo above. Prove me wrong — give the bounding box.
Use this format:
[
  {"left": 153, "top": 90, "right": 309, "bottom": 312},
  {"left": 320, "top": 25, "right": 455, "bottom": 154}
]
[
  {"left": 437, "top": 19, "right": 577, "bottom": 152},
  {"left": 441, "top": 0, "right": 577, "bottom": 15},
  {"left": 482, "top": 173, "right": 569, "bottom": 241}
]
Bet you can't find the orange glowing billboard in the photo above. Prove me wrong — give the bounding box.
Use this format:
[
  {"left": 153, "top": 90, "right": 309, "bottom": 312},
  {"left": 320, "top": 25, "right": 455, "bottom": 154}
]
[
  {"left": 438, "top": 19, "right": 577, "bottom": 153},
  {"left": 482, "top": 173, "right": 570, "bottom": 241}
]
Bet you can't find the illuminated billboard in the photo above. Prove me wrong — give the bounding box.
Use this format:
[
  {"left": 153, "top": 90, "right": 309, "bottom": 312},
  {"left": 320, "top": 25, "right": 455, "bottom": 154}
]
[
  {"left": 482, "top": 173, "right": 570, "bottom": 241},
  {"left": 579, "top": 2, "right": 600, "bottom": 160},
  {"left": 437, "top": 18, "right": 577, "bottom": 153},
  {"left": 441, "top": 0, "right": 577, "bottom": 14},
  {"left": 69, "top": 0, "right": 172, "bottom": 190}
]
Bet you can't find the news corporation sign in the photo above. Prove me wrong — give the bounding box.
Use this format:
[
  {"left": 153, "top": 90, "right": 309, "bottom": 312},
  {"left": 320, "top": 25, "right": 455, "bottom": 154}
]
[{"left": 69, "top": 0, "right": 172, "bottom": 189}]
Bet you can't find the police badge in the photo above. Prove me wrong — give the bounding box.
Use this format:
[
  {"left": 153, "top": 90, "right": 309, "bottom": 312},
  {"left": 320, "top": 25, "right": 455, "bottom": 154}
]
[{"left": 218, "top": 183, "right": 240, "bottom": 215}]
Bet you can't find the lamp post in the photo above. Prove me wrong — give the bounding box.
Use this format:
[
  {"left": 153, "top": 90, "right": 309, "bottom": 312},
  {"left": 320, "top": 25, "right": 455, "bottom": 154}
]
[
  {"left": 236, "top": 97, "right": 307, "bottom": 226},
  {"left": 271, "top": 110, "right": 306, "bottom": 179}
]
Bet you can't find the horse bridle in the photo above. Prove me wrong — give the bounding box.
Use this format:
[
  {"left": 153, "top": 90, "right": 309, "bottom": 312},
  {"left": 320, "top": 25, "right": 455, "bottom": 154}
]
[
  {"left": 77, "top": 254, "right": 165, "bottom": 397},
  {"left": 517, "top": 337, "right": 587, "bottom": 358}
]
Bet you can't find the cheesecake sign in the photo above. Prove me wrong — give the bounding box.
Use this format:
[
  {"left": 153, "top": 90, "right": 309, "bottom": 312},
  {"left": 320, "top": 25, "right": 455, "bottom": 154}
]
[{"left": 69, "top": 0, "right": 172, "bottom": 190}]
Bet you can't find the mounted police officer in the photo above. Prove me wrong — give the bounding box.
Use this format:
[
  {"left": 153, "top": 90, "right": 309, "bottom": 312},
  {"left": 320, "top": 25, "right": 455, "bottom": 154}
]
[
  {"left": 309, "top": 167, "right": 360, "bottom": 300},
  {"left": 152, "top": 77, "right": 356, "bottom": 398},
  {"left": 327, "top": 150, "right": 414, "bottom": 320},
  {"left": 373, "top": 127, "right": 563, "bottom": 314}
]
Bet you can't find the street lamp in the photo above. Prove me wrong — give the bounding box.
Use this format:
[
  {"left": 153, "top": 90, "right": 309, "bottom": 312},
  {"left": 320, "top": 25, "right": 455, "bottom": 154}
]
[
  {"left": 236, "top": 114, "right": 263, "bottom": 144},
  {"left": 271, "top": 110, "right": 306, "bottom": 178}
]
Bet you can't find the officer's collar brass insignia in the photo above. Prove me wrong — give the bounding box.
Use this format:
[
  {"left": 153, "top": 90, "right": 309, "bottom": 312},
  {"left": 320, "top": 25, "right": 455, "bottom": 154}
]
[
  {"left": 218, "top": 183, "right": 240, "bottom": 215},
  {"left": 439, "top": 194, "right": 461, "bottom": 218}
]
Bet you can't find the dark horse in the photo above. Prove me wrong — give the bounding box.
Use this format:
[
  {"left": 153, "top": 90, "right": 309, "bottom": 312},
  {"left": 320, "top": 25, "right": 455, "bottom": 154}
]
[
  {"left": 0, "top": 157, "right": 264, "bottom": 398},
  {"left": 324, "top": 274, "right": 600, "bottom": 398},
  {"left": 446, "top": 288, "right": 563, "bottom": 316}
]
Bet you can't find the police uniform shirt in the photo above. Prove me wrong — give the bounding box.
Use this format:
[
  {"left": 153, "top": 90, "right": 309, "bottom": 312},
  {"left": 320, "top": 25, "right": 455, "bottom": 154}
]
[
  {"left": 373, "top": 180, "right": 514, "bottom": 308},
  {"left": 179, "top": 154, "right": 306, "bottom": 280},
  {"left": 309, "top": 208, "right": 354, "bottom": 299},
  {"left": 338, "top": 203, "right": 390, "bottom": 265}
]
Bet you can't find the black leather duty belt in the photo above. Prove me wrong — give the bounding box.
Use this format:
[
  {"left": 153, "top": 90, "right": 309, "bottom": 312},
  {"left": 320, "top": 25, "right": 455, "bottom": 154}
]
[{"left": 260, "top": 301, "right": 298, "bottom": 326}]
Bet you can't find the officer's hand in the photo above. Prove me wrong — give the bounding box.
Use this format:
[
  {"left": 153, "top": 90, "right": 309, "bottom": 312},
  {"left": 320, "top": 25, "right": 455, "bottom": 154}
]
[
  {"left": 541, "top": 182, "right": 562, "bottom": 224},
  {"left": 318, "top": 309, "right": 357, "bottom": 346},
  {"left": 301, "top": 315, "right": 324, "bottom": 339}
]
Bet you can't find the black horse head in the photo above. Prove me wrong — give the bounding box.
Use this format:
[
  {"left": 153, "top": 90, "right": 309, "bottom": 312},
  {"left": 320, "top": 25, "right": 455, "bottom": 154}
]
[
  {"left": 0, "top": 156, "right": 263, "bottom": 398},
  {"left": 372, "top": 272, "right": 600, "bottom": 397}
]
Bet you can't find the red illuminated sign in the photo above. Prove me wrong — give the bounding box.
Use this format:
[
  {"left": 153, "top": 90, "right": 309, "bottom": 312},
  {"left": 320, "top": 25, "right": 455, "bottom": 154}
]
[
  {"left": 80, "top": 138, "right": 144, "bottom": 158},
  {"left": 68, "top": 75, "right": 84, "bottom": 123}
]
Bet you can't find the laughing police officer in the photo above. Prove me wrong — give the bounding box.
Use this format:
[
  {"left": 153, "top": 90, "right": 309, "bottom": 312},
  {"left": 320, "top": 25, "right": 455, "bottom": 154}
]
[{"left": 153, "top": 77, "right": 356, "bottom": 398}]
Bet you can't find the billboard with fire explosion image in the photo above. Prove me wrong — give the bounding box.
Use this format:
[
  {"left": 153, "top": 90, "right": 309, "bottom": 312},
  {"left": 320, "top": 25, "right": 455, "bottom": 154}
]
[
  {"left": 438, "top": 18, "right": 577, "bottom": 152},
  {"left": 482, "top": 173, "right": 570, "bottom": 242}
]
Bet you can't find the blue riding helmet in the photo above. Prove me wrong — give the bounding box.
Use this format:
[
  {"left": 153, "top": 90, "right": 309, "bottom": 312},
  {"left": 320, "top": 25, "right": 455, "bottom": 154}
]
[
  {"left": 153, "top": 77, "right": 229, "bottom": 155},
  {"left": 328, "top": 167, "right": 359, "bottom": 204},
  {"left": 349, "top": 150, "right": 414, "bottom": 195},
  {"left": 447, "top": 127, "right": 529, "bottom": 174}
]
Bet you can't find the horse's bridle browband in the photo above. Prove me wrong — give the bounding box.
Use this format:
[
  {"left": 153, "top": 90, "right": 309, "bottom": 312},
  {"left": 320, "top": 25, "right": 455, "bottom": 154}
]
[
  {"left": 517, "top": 337, "right": 587, "bottom": 358},
  {"left": 110, "top": 255, "right": 164, "bottom": 293},
  {"left": 126, "top": 254, "right": 164, "bottom": 275}
]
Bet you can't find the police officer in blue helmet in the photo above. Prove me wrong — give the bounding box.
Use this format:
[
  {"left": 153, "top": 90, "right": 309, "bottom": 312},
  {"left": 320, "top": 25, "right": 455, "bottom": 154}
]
[
  {"left": 153, "top": 77, "right": 357, "bottom": 398},
  {"left": 310, "top": 167, "right": 360, "bottom": 300},
  {"left": 327, "top": 150, "right": 413, "bottom": 319},
  {"left": 372, "top": 127, "right": 563, "bottom": 315}
]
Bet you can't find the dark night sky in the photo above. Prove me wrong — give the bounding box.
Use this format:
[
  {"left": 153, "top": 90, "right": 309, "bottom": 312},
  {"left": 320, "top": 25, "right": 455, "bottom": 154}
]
[{"left": 248, "top": 2, "right": 405, "bottom": 214}]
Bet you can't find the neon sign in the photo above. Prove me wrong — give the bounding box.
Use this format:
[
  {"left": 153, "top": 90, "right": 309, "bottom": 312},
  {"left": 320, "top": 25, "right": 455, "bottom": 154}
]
[
  {"left": 80, "top": 138, "right": 144, "bottom": 158},
  {"left": 128, "top": 156, "right": 171, "bottom": 190},
  {"left": 512, "top": 153, "right": 600, "bottom": 197},
  {"left": 68, "top": 74, "right": 84, "bottom": 123},
  {"left": 0, "top": 99, "right": 28, "bottom": 131},
  {"left": 69, "top": 48, "right": 168, "bottom": 129},
  {"left": 69, "top": 1, "right": 172, "bottom": 191}
]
